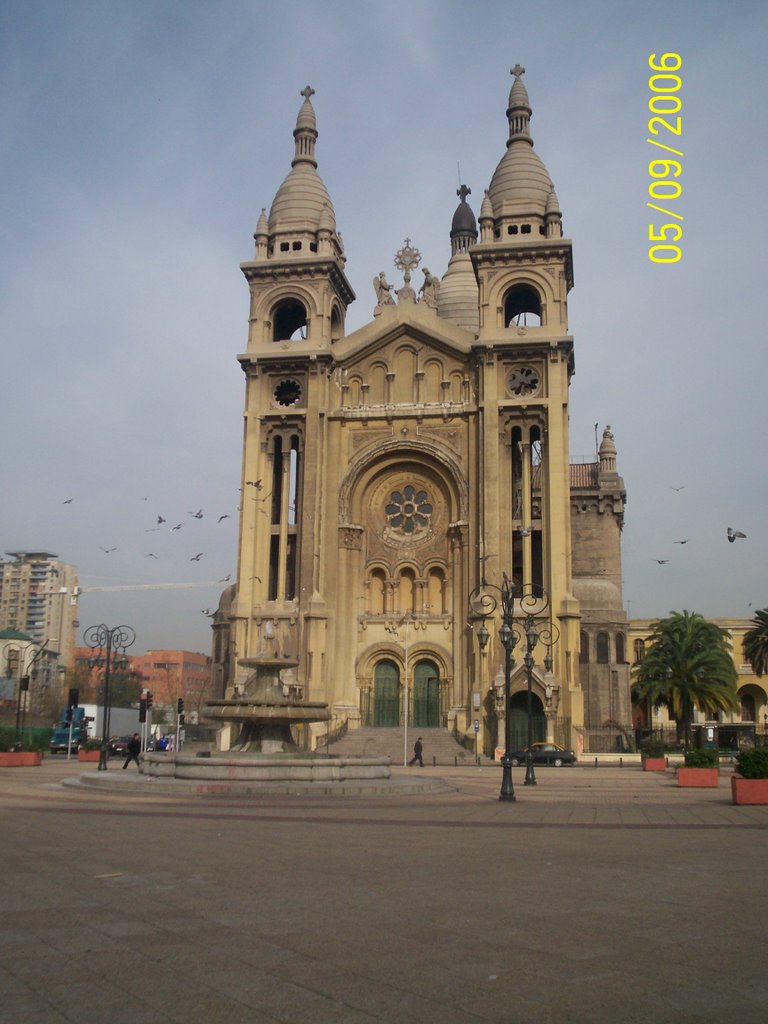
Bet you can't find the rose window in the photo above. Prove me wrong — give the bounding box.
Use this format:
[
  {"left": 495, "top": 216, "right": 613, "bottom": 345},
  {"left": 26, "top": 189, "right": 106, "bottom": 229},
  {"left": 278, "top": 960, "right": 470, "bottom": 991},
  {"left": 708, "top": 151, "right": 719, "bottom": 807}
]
[{"left": 385, "top": 486, "right": 433, "bottom": 535}]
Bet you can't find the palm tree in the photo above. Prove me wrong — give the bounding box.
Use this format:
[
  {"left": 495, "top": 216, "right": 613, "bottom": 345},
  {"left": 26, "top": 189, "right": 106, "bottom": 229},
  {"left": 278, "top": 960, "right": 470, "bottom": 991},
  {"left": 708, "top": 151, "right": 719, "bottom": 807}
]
[
  {"left": 743, "top": 608, "right": 768, "bottom": 677},
  {"left": 632, "top": 610, "right": 738, "bottom": 749}
]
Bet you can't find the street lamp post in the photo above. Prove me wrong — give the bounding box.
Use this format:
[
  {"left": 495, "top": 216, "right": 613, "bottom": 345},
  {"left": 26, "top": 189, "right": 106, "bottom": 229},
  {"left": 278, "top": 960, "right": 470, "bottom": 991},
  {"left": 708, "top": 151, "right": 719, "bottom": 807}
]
[
  {"left": 469, "top": 575, "right": 559, "bottom": 800},
  {"left": 6, "top": 639, "right": 57, "bottom": 741},
  {"left": 84, "top": 624, "right": 136, "bottom": 771},
  {"left": 469, "top": 573, "right": 519, "bottom": 802}
]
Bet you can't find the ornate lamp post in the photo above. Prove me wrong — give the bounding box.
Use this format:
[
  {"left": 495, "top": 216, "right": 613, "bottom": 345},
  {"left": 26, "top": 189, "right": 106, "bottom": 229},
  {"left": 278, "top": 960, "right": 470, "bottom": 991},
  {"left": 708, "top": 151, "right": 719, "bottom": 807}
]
[
  {"left": 6, "top": 639, "right": 56, "bottom": 741},
  {"left": 84, "top": 624, "right": 135, "bottom": 771},
  {"left": 469, "top": 575, "right": 559, "bottom": 798},
  {"left": 469, "top": 573, "right": 518, "bottom": 801}
]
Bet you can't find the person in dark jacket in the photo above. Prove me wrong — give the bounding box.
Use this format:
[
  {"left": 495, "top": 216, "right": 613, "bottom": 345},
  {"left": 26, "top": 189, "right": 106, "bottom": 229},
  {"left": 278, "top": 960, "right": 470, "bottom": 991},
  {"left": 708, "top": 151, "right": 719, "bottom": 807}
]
[
  {"left": 408, "top": 736, "right": 424, "bottom": 767},
  {"left": 123, "top": 733, "right": 142, "bottom": 770}
]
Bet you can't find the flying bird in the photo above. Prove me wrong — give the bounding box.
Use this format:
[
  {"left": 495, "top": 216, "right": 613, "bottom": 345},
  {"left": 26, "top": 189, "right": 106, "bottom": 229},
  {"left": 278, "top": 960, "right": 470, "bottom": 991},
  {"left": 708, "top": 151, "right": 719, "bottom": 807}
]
[
  {"left": 727, "top": 528, "right": 747, "bottom": 543},
  {"left": 145, "top": 553, "right": 158, "bottom": 559},
  {"left": 190, "top": 553, "right": 204, "bottom": 561},
  {"left": 670, "top": 485, "right": 685, "bottom": 492},
  {"left": 652, "top": 559, "right": 669, "bottom": 564},
  {"left": 100, "top": 546, "right": 117, "bottom": 554},
  {"left": 218, "top": 514, "right": 230, "bottom": 523},
  {"left": 157, "top": 515, "right": 166, "bottom": 525},
  {"left": 218, "top": 574, "right": 231, "bottom": 582},
  {"left": 62, "top": 498, "right": 73, "bottom": 504},
  {"left": 246, "top": 479, "right": 263, "bottom": 490},
  {"left": 673, "top": 540, "right": 690, "bottom": 545},
  {"left": 171, "top": 523, "right": 183, "bottom": 531},
  {"left": 189, "top": 510, "right": 203, "bottom": 519},
  {"left": 201, "top": 608, "right": 214, "bottom": 617}
]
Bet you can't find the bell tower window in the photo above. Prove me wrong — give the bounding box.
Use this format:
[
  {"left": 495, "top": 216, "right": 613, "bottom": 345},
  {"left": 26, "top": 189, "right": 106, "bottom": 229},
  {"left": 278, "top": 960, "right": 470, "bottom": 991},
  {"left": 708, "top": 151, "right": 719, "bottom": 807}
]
[
  {"left": 273, "top": 300, "right": 308, "bottom": 341},
  {"left": 504, "top": 285, "right": 542, "bottom": 327}
]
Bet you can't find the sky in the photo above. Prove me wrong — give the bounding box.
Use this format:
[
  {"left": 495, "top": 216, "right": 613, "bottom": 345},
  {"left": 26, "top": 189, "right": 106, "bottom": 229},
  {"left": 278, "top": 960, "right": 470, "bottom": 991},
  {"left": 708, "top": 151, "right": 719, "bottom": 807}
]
[{"left": 1, "top": 0, "right": 766, "bottom": 655}]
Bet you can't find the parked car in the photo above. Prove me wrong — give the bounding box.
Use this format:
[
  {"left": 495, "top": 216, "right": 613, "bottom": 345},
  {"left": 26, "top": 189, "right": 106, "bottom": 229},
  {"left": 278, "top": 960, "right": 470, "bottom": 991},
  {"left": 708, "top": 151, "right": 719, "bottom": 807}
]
[
  {"left": 509, "top": 742, "right": 576, "bottom": 767},
  {"left": 108, "top": 735, "right": 132, "bottom": 757}
]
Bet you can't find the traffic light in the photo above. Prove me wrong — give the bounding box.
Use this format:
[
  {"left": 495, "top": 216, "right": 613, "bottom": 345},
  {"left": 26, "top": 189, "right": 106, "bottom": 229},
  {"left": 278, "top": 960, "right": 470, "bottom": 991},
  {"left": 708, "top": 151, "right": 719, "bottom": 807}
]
[
  {"left": 177, "top": 697, "right": 184, "bottom": 715},
  {"left": 139, "top": 698, "right": 147, "bottom": 723},
  {"left": 179, "top": 713, "right": 185, "bottom": 726},
  {"left": 146, "top": 691, "right": 153, "bottom": 710},
  {"left": 20, "top": 675, "right": 29, "bottom": 692},
  {"left": 67, "top": 687, "right": 79, "bottom": 708}
]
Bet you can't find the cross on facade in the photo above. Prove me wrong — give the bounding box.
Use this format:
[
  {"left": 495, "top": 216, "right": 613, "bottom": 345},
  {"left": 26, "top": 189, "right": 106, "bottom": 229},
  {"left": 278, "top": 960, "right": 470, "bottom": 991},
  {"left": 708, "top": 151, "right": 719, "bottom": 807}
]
[
  {"left": 457, "top": 184, "right": 471, "bottom": 202},
  {"left": 511, "top": 64, "right": 526, "bottom": 79},
  {"left": 300, "top": 85, "right": 315, "bottom": 100}
]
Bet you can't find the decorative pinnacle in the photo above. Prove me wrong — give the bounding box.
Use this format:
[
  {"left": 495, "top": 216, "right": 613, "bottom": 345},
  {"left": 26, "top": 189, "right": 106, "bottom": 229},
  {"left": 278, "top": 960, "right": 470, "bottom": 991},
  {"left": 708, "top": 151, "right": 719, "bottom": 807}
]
[
  {"left": 394, "top": 238, "right": 422, "bottom": 279},
  {"left": 457, "top": 184, "right": 471, "bottom": 202},
  {"left": 300, "top": 85, "right": 315, "bottom": 100},
  {"left": 511, "top": 63, "right": 525, "bottom": 79}
]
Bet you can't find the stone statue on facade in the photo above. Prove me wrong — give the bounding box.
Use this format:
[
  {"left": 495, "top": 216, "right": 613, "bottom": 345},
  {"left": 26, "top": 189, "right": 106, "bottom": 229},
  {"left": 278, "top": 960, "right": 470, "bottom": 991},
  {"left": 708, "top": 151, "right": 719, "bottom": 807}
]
[
  {"left": 373, "top": 272, "right": 395, "bottom": 310},
  {"left": 419, "top": 268, "right": 440, "bottom": 308}
]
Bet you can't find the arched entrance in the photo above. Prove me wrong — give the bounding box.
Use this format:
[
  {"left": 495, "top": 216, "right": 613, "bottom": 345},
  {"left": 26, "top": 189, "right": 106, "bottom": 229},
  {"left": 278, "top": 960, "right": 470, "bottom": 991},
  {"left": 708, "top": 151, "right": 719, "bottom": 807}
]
[
  {"left": 412, "top": 659, "right": 440, "bottom": 728},
  {"left": 373, "top": 659, "right": 400, "bottom": 727},
  {"left": 509, "top": 690, "right": 546, "bottom": 748}
]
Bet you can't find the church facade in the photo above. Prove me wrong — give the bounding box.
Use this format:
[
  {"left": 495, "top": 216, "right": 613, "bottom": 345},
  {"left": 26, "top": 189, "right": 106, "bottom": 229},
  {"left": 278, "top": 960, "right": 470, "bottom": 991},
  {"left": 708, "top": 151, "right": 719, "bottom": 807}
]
[{"left": 211, "top": 70, "right": 631, "bottom": 755}]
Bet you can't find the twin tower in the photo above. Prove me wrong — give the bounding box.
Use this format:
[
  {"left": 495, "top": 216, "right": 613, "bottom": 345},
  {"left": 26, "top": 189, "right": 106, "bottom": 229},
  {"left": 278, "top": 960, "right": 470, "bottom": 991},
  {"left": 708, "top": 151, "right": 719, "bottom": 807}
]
[{"left": 211, "top": 69, "right": 630, "bottom": 753}]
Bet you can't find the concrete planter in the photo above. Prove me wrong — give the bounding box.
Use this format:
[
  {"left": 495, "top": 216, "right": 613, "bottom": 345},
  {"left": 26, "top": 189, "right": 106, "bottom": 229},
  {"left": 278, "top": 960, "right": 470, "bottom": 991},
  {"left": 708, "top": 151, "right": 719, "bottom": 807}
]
[
  {"left": 642, "top": 757, "right": 666, "bottom": 772},
  {"left": 677, "top": 767, "right": 719, "bottom": 788},
  {"left": 77, "top": 750, "right": 101, "bottom": 762},
  {"left": 0, "top": 751, "right": 43, "bottom": 767},
  {"left": 731, "top": 776, "right": 768, "bottom": 805}
]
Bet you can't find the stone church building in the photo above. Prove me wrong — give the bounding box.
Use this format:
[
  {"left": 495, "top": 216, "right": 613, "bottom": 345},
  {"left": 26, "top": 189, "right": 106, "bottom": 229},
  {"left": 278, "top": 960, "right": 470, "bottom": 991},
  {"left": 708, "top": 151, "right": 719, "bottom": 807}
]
[{"left": 211, "top": 69, "right": 631, "bottom": 756}]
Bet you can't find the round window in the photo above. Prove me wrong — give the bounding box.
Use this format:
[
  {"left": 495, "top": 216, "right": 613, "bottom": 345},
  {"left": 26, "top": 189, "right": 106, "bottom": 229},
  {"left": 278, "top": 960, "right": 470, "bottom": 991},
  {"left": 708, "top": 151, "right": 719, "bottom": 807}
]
[{"left": 274, "top": 379, "right": 302, "bottom": 407}]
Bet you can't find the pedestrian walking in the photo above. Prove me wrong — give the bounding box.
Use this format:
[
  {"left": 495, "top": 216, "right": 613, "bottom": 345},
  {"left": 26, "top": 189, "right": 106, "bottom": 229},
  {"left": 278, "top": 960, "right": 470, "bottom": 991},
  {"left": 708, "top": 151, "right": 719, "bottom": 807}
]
[
  {"left": 122, "top": 732, "right": 142, "bottom": 770},
  {"left": 408, "top": 736, "right": 424, "bottom": 767}
]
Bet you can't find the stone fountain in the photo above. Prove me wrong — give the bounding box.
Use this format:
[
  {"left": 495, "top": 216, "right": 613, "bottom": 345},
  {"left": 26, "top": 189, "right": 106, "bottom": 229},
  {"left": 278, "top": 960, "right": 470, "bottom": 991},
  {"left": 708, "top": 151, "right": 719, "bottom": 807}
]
[
  {"left": 139, "top": 639, "right": 392, "bottom": 792},
  {"left": 204, "top": 652, "right": 330, "bottom": 753}
]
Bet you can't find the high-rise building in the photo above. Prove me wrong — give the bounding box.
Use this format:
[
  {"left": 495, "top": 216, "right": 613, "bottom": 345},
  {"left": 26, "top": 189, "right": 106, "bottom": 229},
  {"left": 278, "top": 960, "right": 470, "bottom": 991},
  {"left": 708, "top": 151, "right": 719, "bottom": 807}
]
[{"left": 0, "top": 551, "right": 79, "bottom": 672}]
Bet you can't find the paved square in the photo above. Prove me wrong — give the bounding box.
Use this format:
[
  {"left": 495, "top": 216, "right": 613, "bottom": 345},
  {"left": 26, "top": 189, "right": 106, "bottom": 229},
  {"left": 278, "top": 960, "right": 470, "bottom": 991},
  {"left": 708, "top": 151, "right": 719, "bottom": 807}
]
[{"left": 1, "top": 760, "right": 766, "bottom": 1023}]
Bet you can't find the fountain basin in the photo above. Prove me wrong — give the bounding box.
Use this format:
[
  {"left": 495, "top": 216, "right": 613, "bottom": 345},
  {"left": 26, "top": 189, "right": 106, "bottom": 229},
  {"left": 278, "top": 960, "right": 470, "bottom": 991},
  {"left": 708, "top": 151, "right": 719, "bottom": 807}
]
[{"left": 142, "top": 751, "right": 391, "bottom": 785}]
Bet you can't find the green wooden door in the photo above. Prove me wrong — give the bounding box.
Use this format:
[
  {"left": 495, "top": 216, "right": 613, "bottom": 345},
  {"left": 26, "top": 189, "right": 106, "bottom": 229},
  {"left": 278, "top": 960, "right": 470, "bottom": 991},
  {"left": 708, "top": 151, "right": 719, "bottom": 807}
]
[
  {"left": 413, "top": 660, "right": 440, "bottom": 728},
  {"left": 374, "top": 660, "right": 400, "bottom": 727}
]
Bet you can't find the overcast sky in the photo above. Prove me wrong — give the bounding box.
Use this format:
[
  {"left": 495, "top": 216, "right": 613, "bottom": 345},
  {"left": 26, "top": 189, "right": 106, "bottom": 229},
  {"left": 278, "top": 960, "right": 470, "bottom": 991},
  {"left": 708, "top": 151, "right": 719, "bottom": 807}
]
[{"left": 2, "top": 0, "right": 766, "bottom": 655}]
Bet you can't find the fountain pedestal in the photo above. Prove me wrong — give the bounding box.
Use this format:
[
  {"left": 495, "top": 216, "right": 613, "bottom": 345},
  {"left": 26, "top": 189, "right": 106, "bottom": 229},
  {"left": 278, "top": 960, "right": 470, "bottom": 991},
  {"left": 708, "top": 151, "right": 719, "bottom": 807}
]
[{"left": 204, "top": 656, "right": 330, "bottom": 753}]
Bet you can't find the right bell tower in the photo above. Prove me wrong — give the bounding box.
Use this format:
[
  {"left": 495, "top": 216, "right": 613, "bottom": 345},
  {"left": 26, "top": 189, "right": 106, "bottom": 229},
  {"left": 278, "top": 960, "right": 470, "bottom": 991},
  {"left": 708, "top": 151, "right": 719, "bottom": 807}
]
[{"left": 470, "top": 64, "right": 583, "bottom": 728}]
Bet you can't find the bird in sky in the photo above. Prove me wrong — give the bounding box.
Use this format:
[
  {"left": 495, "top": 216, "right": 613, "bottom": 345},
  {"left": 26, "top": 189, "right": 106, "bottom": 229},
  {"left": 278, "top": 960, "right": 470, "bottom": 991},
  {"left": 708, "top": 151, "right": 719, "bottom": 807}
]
[
  {"left": 246, "top": 479, "right": 263, "bottom": 489},
  {"left": 62, "top": 498, "right": 73, "bottom": 504},
  {"left": 652, "top": 559, "right": 669, "bottom": 564},
  {"left": 201, "top": 608, "right": 214, "bottom": 616},
  {"left": 727, "top": 528, "right": 747, "bottom": 543},
  {"left": 218, "top": 514, "right": 230, "bottom": 522},
  {"left": 250, "top": 575, "right": 262, "bottom": 583},
  {"left": 157, "top": 515, "right": 166, "bottom": 524},
  {"left": 145, "top": 553, "right": 158, "bottom": 559},
  {"left": 673, "top": 539, "right": 690, "bottom": 545},
  {"left": 189, "top": 510, "right": 203, "bottom": 519},
  {"left": 218, "top": 574, "right": 231, "bottom": 582},
  {"left": 100, "top": 546, "right": 117, "bottom": 554},
  {"left": 670, "top": 485, "right": 685, "bottom": 492},
  {"left": 171, "top": 523, "right": 182, "bottom": 531},
  {"left": 190, "top": 553, "right": 203, "bottom": 561}
]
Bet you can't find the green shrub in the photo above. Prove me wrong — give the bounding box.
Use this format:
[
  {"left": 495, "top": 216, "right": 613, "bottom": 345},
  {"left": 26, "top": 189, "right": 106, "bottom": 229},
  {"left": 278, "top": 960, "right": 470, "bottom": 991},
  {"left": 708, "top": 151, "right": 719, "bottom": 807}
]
[
  {"left": 83, "top": 739, "right": 102, "bottom": 751},
  {"left": 735, "top": 747, "right": 768, "bottom": 779},
  {"left": 684, "top": 748, "right": 718, "bottom": 768},
  {"left": 640, "top": 737, "right": 667, "bottom": 758}
]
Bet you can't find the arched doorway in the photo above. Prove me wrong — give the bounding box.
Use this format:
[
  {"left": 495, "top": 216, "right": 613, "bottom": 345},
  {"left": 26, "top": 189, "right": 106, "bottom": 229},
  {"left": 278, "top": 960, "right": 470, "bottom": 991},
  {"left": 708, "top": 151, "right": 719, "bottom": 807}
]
[
  {"left": 509, "top": 690, "right": 546, "bottom": 748},
  {"left": 412, "top": 659, "right": 440, "bottom": 728},
  {"left": 374, "top": 659, "right": 400, "bottom": 727}
]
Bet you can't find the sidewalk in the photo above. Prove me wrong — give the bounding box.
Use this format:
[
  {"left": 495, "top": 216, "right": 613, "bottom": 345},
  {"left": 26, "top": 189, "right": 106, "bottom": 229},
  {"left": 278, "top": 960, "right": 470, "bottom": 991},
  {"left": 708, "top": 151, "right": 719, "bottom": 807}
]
[{"left": 1, "top": 760, "right": 766, "bottom": 1023}]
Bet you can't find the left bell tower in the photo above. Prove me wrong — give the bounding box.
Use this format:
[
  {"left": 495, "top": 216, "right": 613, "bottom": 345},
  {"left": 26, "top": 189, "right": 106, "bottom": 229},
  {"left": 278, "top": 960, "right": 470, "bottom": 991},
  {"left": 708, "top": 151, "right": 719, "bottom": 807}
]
[{"left": 232, "top": 86, "right": 355, "bottom": 692}]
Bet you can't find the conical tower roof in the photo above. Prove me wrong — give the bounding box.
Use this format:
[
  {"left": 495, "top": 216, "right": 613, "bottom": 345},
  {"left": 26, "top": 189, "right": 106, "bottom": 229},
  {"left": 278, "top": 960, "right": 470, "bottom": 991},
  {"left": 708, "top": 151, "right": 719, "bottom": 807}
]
[
  {"left": 268, "top": 86, "right": 337, "bottom": 234},
  {"left": 488, "top": 65, "right": 555, "bottom": 219}
]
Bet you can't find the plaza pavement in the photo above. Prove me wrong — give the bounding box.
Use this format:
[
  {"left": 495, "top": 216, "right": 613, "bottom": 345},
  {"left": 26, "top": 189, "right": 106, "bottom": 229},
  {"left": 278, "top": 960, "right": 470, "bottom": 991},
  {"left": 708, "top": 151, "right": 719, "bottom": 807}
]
[{"left": 1, "top": 757, "right": 767, "bottom": 1024}]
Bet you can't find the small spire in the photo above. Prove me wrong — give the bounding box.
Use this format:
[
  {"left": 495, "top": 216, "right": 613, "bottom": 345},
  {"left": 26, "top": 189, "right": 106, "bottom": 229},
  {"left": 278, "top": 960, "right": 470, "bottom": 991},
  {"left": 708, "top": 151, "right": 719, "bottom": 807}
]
[
  {"left": 450, "top": 184, "right": 477, "bottom": 254},
  {"left": 292, "top": 85, "right": 318, "bottom": 168},
  {"left": 506, "top": 63, "right": 533, "bottom": 147}
]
